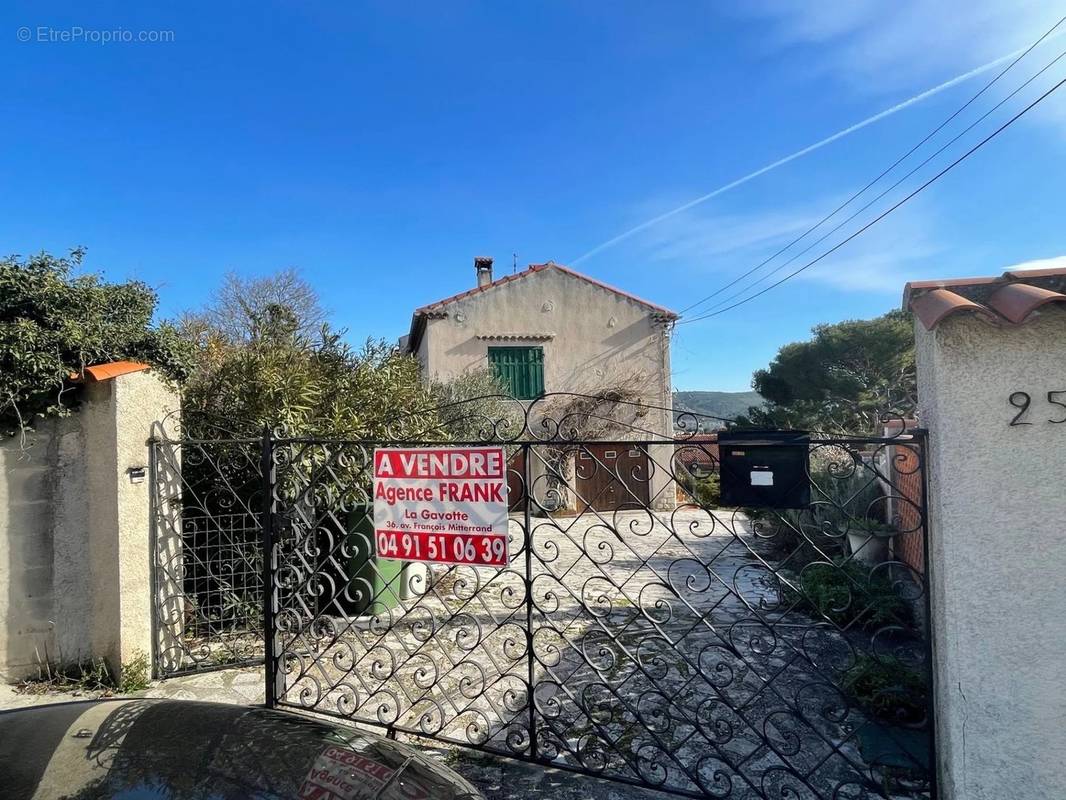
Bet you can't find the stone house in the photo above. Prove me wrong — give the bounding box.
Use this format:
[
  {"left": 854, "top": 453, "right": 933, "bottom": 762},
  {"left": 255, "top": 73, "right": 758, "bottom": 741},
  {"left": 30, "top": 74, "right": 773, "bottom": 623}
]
[{"left": 402, "top": 258, "right": 678, "bottom": 510}]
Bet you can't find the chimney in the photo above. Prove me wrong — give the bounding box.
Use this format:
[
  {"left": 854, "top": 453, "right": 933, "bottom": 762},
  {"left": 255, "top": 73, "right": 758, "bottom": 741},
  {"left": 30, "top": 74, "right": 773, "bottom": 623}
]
[{"left": 474, "top": 256, "right": 494, "bottom": 288}]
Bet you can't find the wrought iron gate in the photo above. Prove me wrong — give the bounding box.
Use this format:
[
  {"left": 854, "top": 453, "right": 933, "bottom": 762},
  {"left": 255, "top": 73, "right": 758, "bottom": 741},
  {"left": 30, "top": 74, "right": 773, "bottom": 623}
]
[
  {"left": 258, "top": 398, "right": 936, "bottom": 800},
  {"left": 149, "top": 413, "right": 265, "bottom": 676}
]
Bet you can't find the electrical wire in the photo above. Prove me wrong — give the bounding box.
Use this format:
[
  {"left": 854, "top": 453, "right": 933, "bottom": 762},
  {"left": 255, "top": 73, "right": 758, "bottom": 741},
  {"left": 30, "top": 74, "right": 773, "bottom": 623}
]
[
  {"left": 679, "top": 74, "right": 1066, "bottom": 324},
  {"left": 683, "top": 44, "right": 1066, "bottom": 320},
  {"left": 677, "top": 15, "right": 1065, "bottom": 317}
]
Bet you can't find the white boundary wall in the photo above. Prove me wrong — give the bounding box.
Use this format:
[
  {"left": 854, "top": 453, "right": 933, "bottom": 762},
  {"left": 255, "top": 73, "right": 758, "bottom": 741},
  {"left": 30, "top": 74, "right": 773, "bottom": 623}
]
[
  {"left": 916, "top": 308, "right": 1066, "bottom": 799},
  {"left": 0, "top": 370, "right": 178, "bottom": 680}
]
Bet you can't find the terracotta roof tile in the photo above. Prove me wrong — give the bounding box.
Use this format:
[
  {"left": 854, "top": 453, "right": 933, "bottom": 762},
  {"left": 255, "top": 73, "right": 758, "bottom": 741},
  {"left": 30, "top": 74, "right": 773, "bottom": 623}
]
[
  {"left": 986, "top": 282, "right": 1066, "bottom": 324},
  {"left": 902, "top": 275, "right": 1000, "bottom": 292},
  {"left": 1002, "top": 267, "right": 1066, "bottom": 280},
  {"left": 908, "top": 289, "right": 995, "bottom": 330},
  {"left": 903, "top": 267, "right": 1066, "bottom": 330},
  {"left": 675, "top": 434, "right": 719, "bottom": 469},
  {"left": 70, "top": 360, "right": 151, "bottom": 382}
]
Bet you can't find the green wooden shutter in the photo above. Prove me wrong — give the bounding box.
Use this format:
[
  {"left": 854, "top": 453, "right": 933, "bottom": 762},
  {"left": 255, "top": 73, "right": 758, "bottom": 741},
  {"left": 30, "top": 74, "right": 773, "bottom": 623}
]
[{"left": 488, "top": 347, "right": 544, "bottom": 399}]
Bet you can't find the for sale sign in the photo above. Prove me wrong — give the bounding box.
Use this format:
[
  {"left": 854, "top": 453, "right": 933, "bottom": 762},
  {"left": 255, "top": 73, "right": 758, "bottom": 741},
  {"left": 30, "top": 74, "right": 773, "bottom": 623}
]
[{"left": 372, "top": 446, "right": 509, "bottom": 568}]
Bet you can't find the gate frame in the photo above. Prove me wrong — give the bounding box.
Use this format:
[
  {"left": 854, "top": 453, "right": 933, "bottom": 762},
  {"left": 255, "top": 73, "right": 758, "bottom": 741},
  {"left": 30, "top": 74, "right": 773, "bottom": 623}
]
[
  {"left": 150, "top": 396, "right": 937, "bottom": 798},
  {"left": 257, "top": 404, "right": 937, "bottom": 799},
  {"left": 148, "top": 413, "right": 268, "bottom": 679}
]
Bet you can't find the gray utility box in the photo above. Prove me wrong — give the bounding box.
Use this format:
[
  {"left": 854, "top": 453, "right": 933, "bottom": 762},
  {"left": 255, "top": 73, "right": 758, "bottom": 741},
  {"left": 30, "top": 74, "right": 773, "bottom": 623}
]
[{"left": 718, "top": 430, "right": 810, "bottom": 509}]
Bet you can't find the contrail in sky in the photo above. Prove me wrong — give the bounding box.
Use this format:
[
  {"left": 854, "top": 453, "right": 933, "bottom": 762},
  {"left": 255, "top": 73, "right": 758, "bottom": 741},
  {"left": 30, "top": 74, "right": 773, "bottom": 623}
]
[{"left": 571, "top": 46, "right": 1040, "bottom": 265}]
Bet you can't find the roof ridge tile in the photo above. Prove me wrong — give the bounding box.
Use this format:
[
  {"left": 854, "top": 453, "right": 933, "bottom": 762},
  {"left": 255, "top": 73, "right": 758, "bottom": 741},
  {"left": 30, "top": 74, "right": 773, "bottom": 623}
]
[{"left": 904, "top": 268, "right": 1066, "bottom": 329}]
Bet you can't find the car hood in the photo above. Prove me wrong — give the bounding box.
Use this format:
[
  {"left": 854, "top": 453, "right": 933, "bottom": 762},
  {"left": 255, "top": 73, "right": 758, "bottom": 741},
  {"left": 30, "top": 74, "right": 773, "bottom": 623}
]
[{"left": 0, "top": 698, "right": 482, "bottom": 800}]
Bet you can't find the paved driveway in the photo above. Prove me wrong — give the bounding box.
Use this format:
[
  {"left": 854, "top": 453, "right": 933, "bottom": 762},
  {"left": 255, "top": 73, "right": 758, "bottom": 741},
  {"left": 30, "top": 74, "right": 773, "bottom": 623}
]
[{"left": 274, "top": 507, "right": 899, "bottom": 799}]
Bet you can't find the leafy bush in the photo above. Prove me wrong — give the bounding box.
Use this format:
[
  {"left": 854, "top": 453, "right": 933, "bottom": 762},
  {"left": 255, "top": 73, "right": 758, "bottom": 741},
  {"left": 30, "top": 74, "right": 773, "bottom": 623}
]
[
  {"left": 692, "top": 473, "right": 721, "bottom": 508},
  {"left": 183, "top": 306, "right": 436, "bottom": 442},
  {"left": 178, "top": 273, "right": 523, "bottom": 521},
  {"left": 180, "top": 271, "right": 506, "bottom": 444},
  {"left": 676, "top": 458, "right": 722, "bottom": 509},
  {"left": 0, "top": 248, "right": 192, "bottom": 438},
  {"left": 842, "top": 652, "right": 927, "bottom": 724},
  {"left": 428, "top": 367, "right": 519, "bottom": 440},
  {"left": 751, "top": 452, "right": 888, "bottom": 566},
  {"left": 783, "top": 558, "right": 911, "bottom": 629},
  {"left": 118, "top": 651, "right": 152, "bottom": 693}
]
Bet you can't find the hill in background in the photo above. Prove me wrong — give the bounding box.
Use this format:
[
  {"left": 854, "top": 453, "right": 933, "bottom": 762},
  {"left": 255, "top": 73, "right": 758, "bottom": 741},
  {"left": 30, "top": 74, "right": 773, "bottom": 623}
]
[{"left": 673, "top": 390, "right": 764, "bottom": 429}]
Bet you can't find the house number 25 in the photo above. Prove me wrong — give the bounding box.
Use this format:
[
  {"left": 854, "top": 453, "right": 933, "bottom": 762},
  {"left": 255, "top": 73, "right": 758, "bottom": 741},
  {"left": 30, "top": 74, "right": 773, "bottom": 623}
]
[{"left": 1009, "top": 391, "right": 1066, "bottom": 426}]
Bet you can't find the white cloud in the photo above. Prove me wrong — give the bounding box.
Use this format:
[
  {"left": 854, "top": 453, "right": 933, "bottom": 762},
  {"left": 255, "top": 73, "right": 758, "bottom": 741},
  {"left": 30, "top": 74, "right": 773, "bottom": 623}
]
[
  {"left": 745, "top": 0, "right": 1062, "bottom": 95},
  {"left": 786, "top": 199, "right": 945, "bottom": 292},
  {"left": 639, "top": 205, "right": 825, "bottom": 263},
  {"left": 799, "top": 237, "right": 942, "bottom": 292},
  {"left": 636, "top": 193, "right": 946, "bottom": 297},
  {"left": 1003, "top": 255, "right": 1066, "bottom": 272}
]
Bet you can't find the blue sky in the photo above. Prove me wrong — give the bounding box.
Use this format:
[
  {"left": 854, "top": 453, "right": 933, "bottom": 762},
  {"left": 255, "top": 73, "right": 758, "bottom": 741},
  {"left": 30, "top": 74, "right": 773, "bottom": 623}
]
[{"left": 2, "top": 1, "right": 1064, "bottom": 391}]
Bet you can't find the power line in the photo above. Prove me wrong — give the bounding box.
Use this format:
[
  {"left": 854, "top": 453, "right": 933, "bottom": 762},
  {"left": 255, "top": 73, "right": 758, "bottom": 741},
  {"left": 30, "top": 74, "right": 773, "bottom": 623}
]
[
  {"left": 680, "top": 75, "right": 1066, "bottom": 324},
  {"left": 677, "top": 15, "right": 1065, "bottom": 317},
  {"left": 570, "top": 32, "right": 1065, "bottom": 267},
  {"left": 685, "top": 44, "right": 1066, "bottom": 319}
]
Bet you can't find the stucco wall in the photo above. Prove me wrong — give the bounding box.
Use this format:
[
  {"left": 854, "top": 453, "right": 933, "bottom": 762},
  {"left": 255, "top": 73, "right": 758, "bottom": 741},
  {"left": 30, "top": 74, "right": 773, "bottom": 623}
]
[
  {"left": 0, "top": 370, "right": 179, "bottom": 681},
  {"left": 416, "top": 268, "right": 676, "bottom": 507},
  {"left": 916, "top": 307, "right": 1066, "bottom": 800},
  {"left": 0, "top": 422, "right": 61, "bottom": 679},
  {"left": 52, "top": 417, "right": 91, "bottom": 664},
  {"left": 0, "top": 413, "right": 98, "bottom": 679},
  {"left": 86, "top": 371, "right": 180, "bottom": 674},
  {"left": 417, "top": 268, "right": 672, "bottom": 409}
]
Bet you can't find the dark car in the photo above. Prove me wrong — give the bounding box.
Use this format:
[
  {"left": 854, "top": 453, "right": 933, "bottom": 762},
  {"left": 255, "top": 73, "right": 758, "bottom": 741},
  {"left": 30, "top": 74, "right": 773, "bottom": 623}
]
[{"left": 0, "top": 698, "right": 484, "bottom": 800}]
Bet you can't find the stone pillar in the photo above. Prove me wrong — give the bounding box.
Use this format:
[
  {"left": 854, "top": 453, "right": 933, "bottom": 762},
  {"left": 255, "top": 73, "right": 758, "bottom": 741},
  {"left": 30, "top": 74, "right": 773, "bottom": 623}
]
[
  {"left": 82, "top": 369, "right": 180, "bottom": 678},
  {"left": 648, "top": 442, "right": 677, "bottom": 510},
  {"left": 915, "top": 307, "right": 1066, "bottom": 799}
]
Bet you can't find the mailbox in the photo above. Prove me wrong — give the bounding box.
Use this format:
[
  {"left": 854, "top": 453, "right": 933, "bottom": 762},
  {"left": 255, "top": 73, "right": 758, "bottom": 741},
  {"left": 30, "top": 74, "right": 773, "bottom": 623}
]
[{"left": 718, "top": 430, "right": 810, "bottom": 509}]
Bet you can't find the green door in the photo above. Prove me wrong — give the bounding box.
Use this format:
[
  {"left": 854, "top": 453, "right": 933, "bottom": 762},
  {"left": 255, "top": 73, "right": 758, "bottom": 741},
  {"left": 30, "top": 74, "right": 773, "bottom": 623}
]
[{"left": 488, "top": 346, "right": 544, "bottom": 399}]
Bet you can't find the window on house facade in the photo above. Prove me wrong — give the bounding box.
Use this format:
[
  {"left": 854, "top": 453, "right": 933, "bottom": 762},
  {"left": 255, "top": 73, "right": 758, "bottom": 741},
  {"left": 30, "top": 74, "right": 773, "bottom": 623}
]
[{"left": 488, "top": 346, "right": 544, "bottom": 400}]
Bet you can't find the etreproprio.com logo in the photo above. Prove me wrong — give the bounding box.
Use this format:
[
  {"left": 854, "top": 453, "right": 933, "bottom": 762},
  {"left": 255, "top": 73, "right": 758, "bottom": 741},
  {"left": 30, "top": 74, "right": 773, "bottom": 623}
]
[{"left": 17, "top": 26, "right": 175, "bottom": 44}]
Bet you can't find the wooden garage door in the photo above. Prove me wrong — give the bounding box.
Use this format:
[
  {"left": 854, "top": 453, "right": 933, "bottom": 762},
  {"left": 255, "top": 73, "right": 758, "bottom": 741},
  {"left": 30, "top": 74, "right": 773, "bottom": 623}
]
[
  {"left": 506, "top": 448, "right": 525, "bottom": 512},
  {"left": 575, "top": 445, "right": 651, "bottom": 512}
]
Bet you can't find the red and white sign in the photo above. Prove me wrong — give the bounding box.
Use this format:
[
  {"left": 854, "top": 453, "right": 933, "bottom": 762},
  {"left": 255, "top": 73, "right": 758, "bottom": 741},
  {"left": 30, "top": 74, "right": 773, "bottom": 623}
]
[
  {"left": 373, "top": 446, "right": 509, "bottom": 568},
  {"left": 298, "top": 744, "right": 429, "bottom": 800}
]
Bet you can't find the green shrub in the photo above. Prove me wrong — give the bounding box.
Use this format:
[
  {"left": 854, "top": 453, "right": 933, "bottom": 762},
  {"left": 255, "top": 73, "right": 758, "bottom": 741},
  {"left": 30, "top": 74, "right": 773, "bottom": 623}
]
[
  {"left": 783, "top": 558, "right": 910, "bottom": 629},
  {"left": 0, "top": 249, "right": 192, "bottom": 439},
  {"left": 842, "top": 652, "right": 927, "bottom": 724},
  {"left": 677, "top": 464, "right": 722, "bottom": 509},
  {"left": 749, "top": 454, "right": 888, "bottom": 567},
  {"left": 118, "top": 651, "right": 152, "bottom": 693},
  {"left": 692, "top": 473, "right": 721, "bottom": 508}
]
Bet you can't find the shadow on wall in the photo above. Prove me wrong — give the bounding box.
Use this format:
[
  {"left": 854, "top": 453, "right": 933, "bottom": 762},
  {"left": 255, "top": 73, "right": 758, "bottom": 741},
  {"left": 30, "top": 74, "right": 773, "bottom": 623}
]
[{"left": 0, "top": 422, "right": 60, "bottom": 681}]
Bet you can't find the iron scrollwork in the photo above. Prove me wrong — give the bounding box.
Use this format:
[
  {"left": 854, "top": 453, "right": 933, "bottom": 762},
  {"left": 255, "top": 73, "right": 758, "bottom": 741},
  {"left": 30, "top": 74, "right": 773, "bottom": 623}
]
[
  {"left": 148, "top": 410, "right": 269, "bottom": 677},
  {"left": 151, "top": 398, "right": 934, "bottom": 798}
]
